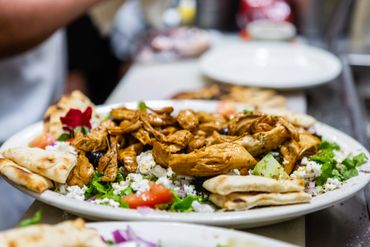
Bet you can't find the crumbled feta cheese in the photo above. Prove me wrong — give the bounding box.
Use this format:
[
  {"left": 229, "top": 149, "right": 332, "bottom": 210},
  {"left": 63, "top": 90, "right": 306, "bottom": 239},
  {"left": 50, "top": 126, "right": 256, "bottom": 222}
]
[
  {"left": 333, "top": 150, "right": 348, "bottom": 163},
  {"left": 136, "top": 151, "right": 156, "bottom": 174},
  {"left": 291, "top": 159, "right": 322, "bottom": 182},
  {"left": 62, "top": 185, "right": 87, "bottom": 201},
  {"left": 112, "top": 181, "right": 130, "bottom": 195},
  {"left": 46, "top": 141, "right": 77, "bottom": 155},
  {"left": 290, "top": 168, "right": 306, "bottom": 180},
  {"left": 156, "top": 177, "right": 174, "bottom": 189},
  {"left": 228, "top": 169, "right": 240, "bottom": 175},
  {"left": 192, "top": 201, "right": 215, "bottom": 213},
  {"left": 166, "top": 168, "right": 174, "bottom": 177},
  {"left": 150, "top": 165, "right": 167, "bottom": 178},
  {"left": 183, "top": 184, "right": 196, "bottom": 196},
  {"left": 307, "top": 162, "right": 322, "bottom": 178},
  {"left": 323, "top": 178, "right": 341, "bottom": 192},
  {"left": 126, "top": 174, "right": 150, "bottom": 193},
  {"left": 91, "top": 198, "right": 120, "bottom": 208}
]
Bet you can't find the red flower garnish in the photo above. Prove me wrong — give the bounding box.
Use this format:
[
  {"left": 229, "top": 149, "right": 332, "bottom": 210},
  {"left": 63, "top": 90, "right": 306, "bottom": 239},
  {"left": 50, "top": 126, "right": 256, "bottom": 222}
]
[{"left": 60, "top": 107, "right": 92, "bottom": 133}]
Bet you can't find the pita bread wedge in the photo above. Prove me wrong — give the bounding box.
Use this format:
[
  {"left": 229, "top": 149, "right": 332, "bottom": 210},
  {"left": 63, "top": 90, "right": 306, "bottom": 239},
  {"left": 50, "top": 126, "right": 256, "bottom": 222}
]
[
  {"left": 203, "top": 175, "right": 305, "bottom": 196},
  {"left": 210, "top": 191, "right": 312, "bottom": 210},
  {"left": 2, "top": 147, "right": 77, "bottom": 184},
  {"left": 43, "top": 90, "right": 95, "bottom": 140},
  {"left": 0, "top": 218, "right": 106, "bottom": 247},
  {"left": 0, "top": 158, "right": 53, "bottom": 193}
]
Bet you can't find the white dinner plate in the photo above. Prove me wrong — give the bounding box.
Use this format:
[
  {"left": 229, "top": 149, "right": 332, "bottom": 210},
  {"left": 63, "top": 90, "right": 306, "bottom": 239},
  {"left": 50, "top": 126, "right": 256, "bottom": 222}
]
[
  {"left": 88, "top": 221, "right": 294, "bottom": 247},
  {"left": 1, "top": 100, "right": 369, "bottom": 228},
  {"left": 200, "top": 42, "right": 342, "bottom": 89}
]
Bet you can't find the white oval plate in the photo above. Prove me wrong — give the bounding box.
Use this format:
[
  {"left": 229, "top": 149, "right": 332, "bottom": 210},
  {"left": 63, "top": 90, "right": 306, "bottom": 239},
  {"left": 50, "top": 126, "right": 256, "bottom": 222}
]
[
  {"left": 1, "top": 100, "right": 369, "bottom": 228},
  {"left": 88, "top": 221, "right": 294, "bottom": 247},
  {"left": 200, "top": 42, "right": 342, "bottom": 89}
]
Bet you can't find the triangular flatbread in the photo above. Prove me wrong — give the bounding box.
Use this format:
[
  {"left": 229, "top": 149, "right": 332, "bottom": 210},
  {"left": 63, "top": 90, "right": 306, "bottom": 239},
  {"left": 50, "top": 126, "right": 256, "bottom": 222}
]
[
  {"left": 210, "top": 191, "right": 311, "bottom": 210},
  {"left": 0, "top": 218, "right": 106, "bottom": 247},
  {"left": 0, "top": 158, "right": 53, "bottom": 193},
  {"left": 2, "top": 147, "right": 76, "bottom": 184},
  {"left": 203, "top": 175, "right": 305, "bottom": 195}
]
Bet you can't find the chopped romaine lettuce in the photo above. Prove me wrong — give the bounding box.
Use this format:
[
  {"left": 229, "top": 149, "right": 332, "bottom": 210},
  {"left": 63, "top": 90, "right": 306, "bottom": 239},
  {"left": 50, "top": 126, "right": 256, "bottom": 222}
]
[
  {"left": 312, "top": 140, "right": 368, "bottom": 186},
  {"left": 84, "top": 171, "right": 130, "bottom": 208},
  {"left": 169, "top": 192, "right": 205, "bottom": 212},
  {"left": 253, "top": 153, "right": 289, "bottom": 179}
]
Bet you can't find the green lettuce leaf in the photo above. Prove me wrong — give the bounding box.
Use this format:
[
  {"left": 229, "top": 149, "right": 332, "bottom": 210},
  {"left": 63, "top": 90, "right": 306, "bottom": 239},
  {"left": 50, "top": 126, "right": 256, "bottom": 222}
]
[
  {"left": 19, "top": 209, "right": 42, "bottom": 227},
  {"left": 169, "top": 192, "right": 205, "bottom": 212}
]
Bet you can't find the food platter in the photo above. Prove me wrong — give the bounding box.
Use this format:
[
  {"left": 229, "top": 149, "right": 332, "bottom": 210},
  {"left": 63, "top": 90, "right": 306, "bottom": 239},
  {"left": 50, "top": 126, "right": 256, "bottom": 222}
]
[
  {"left": 1, "top": 100, "right": 370, "bottom": 228},
  {"left": 89, "top": 221, "right": 294, "bottom": 247},
  {"left": 200, "top": 42, "right": 342, "bottom": 89}
]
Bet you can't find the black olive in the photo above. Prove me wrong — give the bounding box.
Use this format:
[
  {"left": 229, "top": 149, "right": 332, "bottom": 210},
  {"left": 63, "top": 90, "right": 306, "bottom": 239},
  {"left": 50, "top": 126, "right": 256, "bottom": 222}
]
[
  {"left": 192, "top": 177, "right": 210, "bottom": 195},
  {"left": 86, "top": 151, "right": 105, "bottom": 167},
  {"left": 219, "top": 127, "right": 229, "bottom": 135}
]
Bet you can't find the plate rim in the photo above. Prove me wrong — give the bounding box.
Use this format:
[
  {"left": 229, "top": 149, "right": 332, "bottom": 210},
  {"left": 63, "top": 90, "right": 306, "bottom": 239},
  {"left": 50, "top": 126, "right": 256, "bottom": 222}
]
[
  {"left": 1, "top": 100, "right": 369, "bottom": 227},
  {"left": 199, "top": 42, "right": 342, "bottom": 89},
  {"left": 86, "top": 221, "right": 295, "bottom": 247}
]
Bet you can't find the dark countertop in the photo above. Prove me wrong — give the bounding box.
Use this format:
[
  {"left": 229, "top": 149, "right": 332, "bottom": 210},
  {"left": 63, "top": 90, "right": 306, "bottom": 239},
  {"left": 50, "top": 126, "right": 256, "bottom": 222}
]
[{"left": 306, "top": 56, "right": 370, "bottom": 246}]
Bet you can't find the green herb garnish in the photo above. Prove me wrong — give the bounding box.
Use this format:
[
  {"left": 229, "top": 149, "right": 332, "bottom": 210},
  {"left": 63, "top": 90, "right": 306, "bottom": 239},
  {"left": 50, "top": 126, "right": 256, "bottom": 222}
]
[
  {"left": 56, "top": 133, "right": 72, "bottom": 141},
  {"left": 138, "top": 101, "right": 147, "bottom": 112},
  {"left": 18, "top": 209, "right": 42, "bottom": 227}
]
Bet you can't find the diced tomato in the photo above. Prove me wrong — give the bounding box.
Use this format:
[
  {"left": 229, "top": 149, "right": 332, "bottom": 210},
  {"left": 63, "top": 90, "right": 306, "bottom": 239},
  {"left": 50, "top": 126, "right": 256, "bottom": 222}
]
[
  {"left": 122, "top": 182, "right": 173, "bottom": 209},
  {"left": 66, "top": 138, "right": 74, "bottom": 143},
  {"left": 29, "top": 133, "right": 54, "bottom": 149},
  {"left": 217, "top": 100, "right": 236, "bottom": 117}
]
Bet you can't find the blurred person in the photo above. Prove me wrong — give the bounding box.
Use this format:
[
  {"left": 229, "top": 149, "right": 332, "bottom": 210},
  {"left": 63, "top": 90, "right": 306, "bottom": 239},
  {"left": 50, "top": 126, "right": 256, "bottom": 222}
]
[{"left": 0, "top": 0, "right": 110, "bottom": 230}]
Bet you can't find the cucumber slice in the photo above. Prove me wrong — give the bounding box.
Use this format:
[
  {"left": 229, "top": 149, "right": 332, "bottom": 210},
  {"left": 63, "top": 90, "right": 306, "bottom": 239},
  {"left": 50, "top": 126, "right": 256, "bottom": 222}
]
[{"left": 253, "top": 153, "right": 289, "bottom": 180}]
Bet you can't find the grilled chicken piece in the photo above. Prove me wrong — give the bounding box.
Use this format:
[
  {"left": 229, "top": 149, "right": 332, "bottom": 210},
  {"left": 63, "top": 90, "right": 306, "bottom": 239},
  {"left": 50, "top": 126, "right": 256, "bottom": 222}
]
[
  {"left": 118, "top": 143, "right": 143, "bottom": 173},
  {"left": 97, "top": 137, "right": 118, "bottom": 182},
  {"left": 177, "top": 110, "right": 199, "bottom": 131},
  {"left": 205, "top": 131, "right": 238, "bottom": 146},
  {"left": 196, "top": 111, "right": 218, "bottom": 123},
  {"left": 188, "top": 135, "right": 206, "bottom": 151},
  {"left": 161, "top": 126, "right": 178, "bottom": 135},
  {"left": 234, "top": 125, "right": 291, "bottom": 157},
  {"left": 109, "top": 120, "right": 142, "bottom": 135},
  {"left": 187, "top": 131, "right": 237, "bottom": 151},
  {"left": 111, "top": 107, "right": 137, "bottom": 121},
  {"left": 169, "top": 143, "right": 257, "bottom": 176},
  {"left": 298, "top": 132, "right": 320, "bottom": 158},
  {"left": 277, "top": 117, "right": 299, "bottom": 141},
  {"left": 147, "top": 106, "right": 174, "bottom": 115},
  {"left": 148, "top": 113, "right": 177, "bottom": 127},
  {"left": 72, "top": 127, "right": 108, "bottom": 152},
  {"left": 140, "top": 112, "right": 167, "bottom": 142},
  {"left": 152, "top": 141, "right": 182, "bottom": 167},
  {"left": 198, "top": 114, "right": 227, "bottom": 134},
  {"left": 228, "top": 112, "right": 276, "bottom": 136},
  {"left": 67, "top": 152, "right": 94, "bottom": 187},
  {"left": 165, "top": 130, "right": 193, "bottom": 147},
  {"left": 132, "top": 128, "right": 152, "bottom": 145},
  {"left": 280, "top": 139, "right": 301, "bottom": 174}
]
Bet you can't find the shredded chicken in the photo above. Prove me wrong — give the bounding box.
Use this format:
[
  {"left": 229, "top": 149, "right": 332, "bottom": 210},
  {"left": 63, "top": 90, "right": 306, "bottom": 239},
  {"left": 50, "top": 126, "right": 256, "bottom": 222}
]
[{"left": 69, "top": 103, "right": 317, "bottom": 184}]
